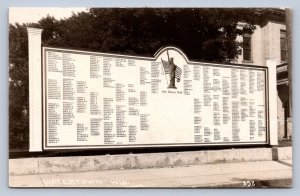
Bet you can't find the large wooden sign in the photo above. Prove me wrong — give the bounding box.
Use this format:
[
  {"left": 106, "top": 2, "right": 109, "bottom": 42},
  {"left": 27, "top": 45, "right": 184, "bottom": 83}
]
[{"left": 41, "top": 46, "right": 270, "bottom": 150}]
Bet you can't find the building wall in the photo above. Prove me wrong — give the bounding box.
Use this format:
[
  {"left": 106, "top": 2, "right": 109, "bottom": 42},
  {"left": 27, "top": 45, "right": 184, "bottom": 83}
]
[
  {"left": 263, "top": 21, "right": 286, "bottom": 65},
  {"left": 236, "top": 21, "right": 286, "bottom": 66}
]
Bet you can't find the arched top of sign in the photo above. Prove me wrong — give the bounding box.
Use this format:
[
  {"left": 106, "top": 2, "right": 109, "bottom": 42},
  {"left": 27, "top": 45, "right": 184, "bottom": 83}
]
[{"left": 154, "top": 46, "right": 189, "bottom": 63}]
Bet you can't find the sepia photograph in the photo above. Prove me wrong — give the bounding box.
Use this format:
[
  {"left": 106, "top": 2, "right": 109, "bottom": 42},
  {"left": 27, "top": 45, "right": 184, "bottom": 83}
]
[{"left": 8, "top": 7, "right": 292, "bottom": 188}]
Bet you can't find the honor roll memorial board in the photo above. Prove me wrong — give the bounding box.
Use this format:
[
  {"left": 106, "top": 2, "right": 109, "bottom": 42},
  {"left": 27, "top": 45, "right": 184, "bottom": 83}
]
[{"left": 42, "top": 46, "right": 269, "bottom": 149}]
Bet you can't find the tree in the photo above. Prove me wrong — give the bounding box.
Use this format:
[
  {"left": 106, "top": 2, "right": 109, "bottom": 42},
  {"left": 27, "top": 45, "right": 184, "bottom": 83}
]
[
  {"left": 9, "top": 8, "right": 257, "bottom": 151},
  {"left": 9, "top": 23, "right": 30, "bottom": 150}
]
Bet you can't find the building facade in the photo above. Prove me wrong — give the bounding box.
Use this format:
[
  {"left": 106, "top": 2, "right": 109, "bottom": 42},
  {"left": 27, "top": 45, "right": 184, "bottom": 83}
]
[{"left": 235, "top": 8, "right": 291, "bottom": 140}]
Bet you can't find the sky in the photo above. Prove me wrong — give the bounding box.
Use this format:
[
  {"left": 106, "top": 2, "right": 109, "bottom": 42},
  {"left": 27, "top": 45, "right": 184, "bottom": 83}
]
[{"left": 9, "top": 7, "right": 88, "bottom": 24}]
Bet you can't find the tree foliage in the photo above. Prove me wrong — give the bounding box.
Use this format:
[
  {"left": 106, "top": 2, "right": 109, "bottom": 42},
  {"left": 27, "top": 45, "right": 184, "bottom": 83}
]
[
  {"left": 9, "top": 8, "right": 257, "bottom": 150},
  {"left": 9, "top": 23, "right": 30, "bottom": 149}
]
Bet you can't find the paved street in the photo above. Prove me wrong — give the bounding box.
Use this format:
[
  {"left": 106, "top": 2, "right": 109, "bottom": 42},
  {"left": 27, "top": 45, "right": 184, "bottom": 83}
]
[{"left": 9, "top": 160, "right": 292, "bottom": 188}]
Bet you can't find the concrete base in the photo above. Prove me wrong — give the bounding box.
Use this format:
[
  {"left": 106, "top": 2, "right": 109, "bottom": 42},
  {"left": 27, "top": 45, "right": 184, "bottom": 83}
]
[
  {"left": 9, "top": 160, "right": 292, "bottom": 188},
  {"left": 9, "top": 147, "right": 292, "bottom": 175}
]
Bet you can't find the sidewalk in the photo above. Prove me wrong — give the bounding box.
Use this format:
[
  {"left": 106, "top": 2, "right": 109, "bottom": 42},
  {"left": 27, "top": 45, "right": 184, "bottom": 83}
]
[{"left": 9, "top": 160, "right": 292, "bottom": 188}]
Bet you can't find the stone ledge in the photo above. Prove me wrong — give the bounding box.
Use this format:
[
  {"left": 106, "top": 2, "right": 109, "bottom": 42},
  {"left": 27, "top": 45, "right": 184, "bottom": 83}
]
[
  {"left": 9, "top": 147, "right": 292, "bottom": 175},
  {"left": 277, "top": 146, "right": 292, "bottom": 160}
]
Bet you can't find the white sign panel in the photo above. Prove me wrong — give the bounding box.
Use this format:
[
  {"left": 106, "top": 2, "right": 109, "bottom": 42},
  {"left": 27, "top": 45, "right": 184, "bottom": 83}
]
[{"left": 42, "top": 46, "right": 269, "bottom": 149}]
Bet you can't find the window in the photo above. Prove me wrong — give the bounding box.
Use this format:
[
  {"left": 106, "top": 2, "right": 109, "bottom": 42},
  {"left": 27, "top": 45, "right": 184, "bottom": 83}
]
[
  {"left": 243, "top": 34, "right": 252, "bottom": 61},
  {"left": 280, "top": 30, "right": 287, "bottom": 62}
]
